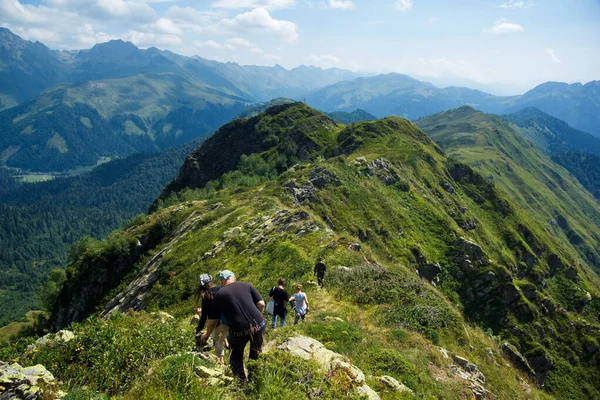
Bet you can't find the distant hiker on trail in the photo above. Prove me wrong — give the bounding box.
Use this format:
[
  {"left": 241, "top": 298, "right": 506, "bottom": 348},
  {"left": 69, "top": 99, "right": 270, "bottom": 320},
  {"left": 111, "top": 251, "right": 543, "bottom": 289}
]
[
  {"left": 200, "top": 270, "right": 266, "bottom": 386},
  {"left": 268, "top": 278, "right": 290, "bottom": 329},
  {"left": 290, "top": 284, "right": 309, "bottom": 324},
  {"left": 194, "top": 274, "right": 228, "bottom": 365},
  {"left": 314, "top": 258, "right": 327, "bottom": 287}
]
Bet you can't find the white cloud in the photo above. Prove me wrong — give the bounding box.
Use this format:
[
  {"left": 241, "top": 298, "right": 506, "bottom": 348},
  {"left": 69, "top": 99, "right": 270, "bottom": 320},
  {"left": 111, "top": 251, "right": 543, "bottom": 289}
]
[
  {"left": 207, "top": 7, "right": 298, "bottom": 43},
  {"left": 93, "top": 0, "right": 157, "bottom": 22},
  {"left": 210, "top": 0, "right": 295, "bottom": 10},
  {"left": 164, "top": 6, "right": 222, "bottom": 25},
  {"left": 394, "top": 0, "right": 413, "bottom": 12},
  {"left": 483, "top": 18, "right": 524, "bottom": 34},
  {"left": 264, "top": 53, "right": 282, "bottom": 60},
  {"left": 125, "top": 30, "right": 182, "bottom": 47},
  {"left": 194, "top": 39, "right": 234, "bottom": 50},
  {"left": 498, "top": 0, "right": 533, "bottom": 9},
  {"left": 428, "top": 17, "right": 440, "bottom": 23},
  {"left": 328, "top": 0, "right": 355, "bottom": 10},
  {"left": 226, "top": 37, "right": 253, "bottom": 47},
  {"left": 153, "top": 18, "right": 182, "bottom": 35},
  {"left": 545, "top": 48, "right": 562, "bottom": 64},
  {"left": 304, "top": 54, "right": 340, "bottom": 68}
]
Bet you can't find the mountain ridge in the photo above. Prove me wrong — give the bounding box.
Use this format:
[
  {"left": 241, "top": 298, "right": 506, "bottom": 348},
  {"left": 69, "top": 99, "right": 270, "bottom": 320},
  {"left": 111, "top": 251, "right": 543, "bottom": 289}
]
[{"left": 42, "top": 103, "right": 600, "bottom": 399}]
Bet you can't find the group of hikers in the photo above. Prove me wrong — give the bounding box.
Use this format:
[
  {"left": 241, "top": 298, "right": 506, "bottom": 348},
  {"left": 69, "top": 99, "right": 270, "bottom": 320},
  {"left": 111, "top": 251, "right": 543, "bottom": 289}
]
[{"left": 194, "top": 258, "right": 327, "bottom": 385}]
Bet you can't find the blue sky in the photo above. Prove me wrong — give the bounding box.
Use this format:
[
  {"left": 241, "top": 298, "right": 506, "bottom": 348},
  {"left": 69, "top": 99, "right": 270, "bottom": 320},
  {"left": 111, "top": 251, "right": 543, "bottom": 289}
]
[{"left": 1, "top": 0, "right": 599, "bottom": 94}]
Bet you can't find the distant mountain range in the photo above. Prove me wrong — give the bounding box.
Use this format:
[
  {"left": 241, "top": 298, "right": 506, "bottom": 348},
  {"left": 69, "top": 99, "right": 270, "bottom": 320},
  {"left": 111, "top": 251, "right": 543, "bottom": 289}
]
[
  {"left": 0, "top": 28, "right": 358, "bottom": 172},
  {"left": 1, "top": 26, "right": 599, "bottom": 174},
  {"left": 306, "top": 73, "right": 600, "bottom": 138}
]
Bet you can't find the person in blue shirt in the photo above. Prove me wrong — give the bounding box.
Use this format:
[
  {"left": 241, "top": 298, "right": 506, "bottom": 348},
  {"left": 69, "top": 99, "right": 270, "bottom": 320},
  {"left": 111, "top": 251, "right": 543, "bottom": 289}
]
[{"left": 289, "top": 284, "right": 309, "bottom": 324}]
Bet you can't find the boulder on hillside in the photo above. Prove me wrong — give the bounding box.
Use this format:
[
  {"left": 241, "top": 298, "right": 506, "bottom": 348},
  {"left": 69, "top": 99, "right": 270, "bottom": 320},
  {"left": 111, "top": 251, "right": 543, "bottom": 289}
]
[
  {"left": 0, "top": 362, "right": 61, "bottom": 400},
  {"left": 378, "top": 375, "right": 413, "bottom": 394},
  {"left": 32, "top": 329, "right": 75, "bottom": 350},
  {"left": 277, "top": 336, "right": 380, "bottom": 399}
]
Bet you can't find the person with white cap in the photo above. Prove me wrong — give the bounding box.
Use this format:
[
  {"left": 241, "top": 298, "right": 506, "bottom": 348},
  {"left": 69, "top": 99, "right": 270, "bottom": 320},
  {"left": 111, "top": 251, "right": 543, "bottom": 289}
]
[{"left": 200, "top": 270, "right": 266, "bottom": 385}]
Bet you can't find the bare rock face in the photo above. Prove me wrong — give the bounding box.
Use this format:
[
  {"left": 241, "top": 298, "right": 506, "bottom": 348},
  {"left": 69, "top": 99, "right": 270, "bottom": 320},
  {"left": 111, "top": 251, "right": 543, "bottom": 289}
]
[{"left": 277, "top": 336, "right": 381, "bottom": 399}]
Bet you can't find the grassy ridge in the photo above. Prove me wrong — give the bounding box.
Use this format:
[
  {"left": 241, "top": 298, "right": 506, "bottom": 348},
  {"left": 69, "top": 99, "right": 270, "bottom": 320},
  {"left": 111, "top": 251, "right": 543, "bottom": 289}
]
[{"left": 27, "top": 104, "right": 599, "bottom": 399}]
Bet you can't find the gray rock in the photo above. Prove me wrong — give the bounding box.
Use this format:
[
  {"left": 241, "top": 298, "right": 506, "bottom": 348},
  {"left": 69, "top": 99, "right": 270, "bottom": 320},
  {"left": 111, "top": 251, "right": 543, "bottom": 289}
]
[
  {"left": 348, "top": 243, "right": 361, "bottom": 251},
  {"left": 418, "top": 263, "right": 442, "bottom": 283},
  {"left": 223, "top": 226, "right": 242, "bottom": 240},
  {"left": 528, "top": 353, "right": 553, "bottom": 385},
  {"left": 453, "top": 355, "right": 478, "bottom": 373},
  {"left": 277, "top": 336, "right": 380, "bottom": 399},
  {"left": 501, "top": 343, "right": 535, "bottom": 376},
  {"left": 440, "top": 180, "right": 456, "bottom": 194},
  {"left": 0, "top": 362, "right": 58, "bottom": 400},
  {"left": 309, "top": 167, "right": 340, "bottom": 189},
  {"left": 378, "top": 375, "right": 413, "bottom": 394},
  {"left": 34, "top": 330, "right": 75, "bottom": 349},
  {"left": 501, "top": 284, "right": 520, "bottom": 305},
  {"left": 357, "top": 384, "right": 381, "bottom": 400},
  {"left": 455, "top": 237, "right": 487, "bottom": 266}
]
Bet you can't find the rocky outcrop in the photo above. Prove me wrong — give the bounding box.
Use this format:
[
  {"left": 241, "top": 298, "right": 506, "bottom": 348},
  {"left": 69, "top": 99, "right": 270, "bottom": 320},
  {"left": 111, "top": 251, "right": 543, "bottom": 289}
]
[
  {"left": 277, "top": 336, "right": 382, "bottom": 399},
  {"left": 27, "top": 330, "right": 75, "bottom": 352},
  {"left": 445, "top": 354, "right": 495, "bottom": 399},
  {"left": 0, "top": 362, "right": 62, "bottom": 400},
  {"left": 501, "top": 343, "right": 535, "bottom": 377},
  {"left": 102, "top": 211, "right": 205, "bottom": 317},
  {"left": 378, "top": 375, "right": 413, "bottom": 394},
  {"left": 285, "top": 167, "right": 340, "bottom": 204},
  {"left": 528, "top": 353, "right": 553, "bottom": 386},
  {"left": 412, "top": 248, "right": 443, "bottom": 284},
  {"left": 353, "top": 157, "right": 400, "bottom": 186}
]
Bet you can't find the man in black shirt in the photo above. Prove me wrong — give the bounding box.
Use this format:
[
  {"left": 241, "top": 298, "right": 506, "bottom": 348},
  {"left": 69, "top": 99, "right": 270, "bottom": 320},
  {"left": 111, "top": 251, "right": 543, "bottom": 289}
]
[
  {"left": 314, "top": 258, "right": 327, "bottom": 287},
  {"left": 268, "top": 278, "right": 290, "bottom": 328},
  {"left": 201, "top": 270, "right": 265, "bottom": 385}
]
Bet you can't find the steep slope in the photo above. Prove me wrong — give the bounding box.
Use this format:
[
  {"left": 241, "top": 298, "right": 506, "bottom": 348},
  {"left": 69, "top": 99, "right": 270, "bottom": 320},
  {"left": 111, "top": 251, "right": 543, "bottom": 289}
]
[
  {"left": 40, "top": 103, "right": 600, "bottom": 399},
  {"left": 0, "top": 138, "right": 203, "bottom": 327},
  {"left": 504, "top": 107, "right": 600, "bottom": 155},
  {"left": 416, "top": 107, "right": 600, "bottom": 276},
  {"left": 503, "top": 108, "right": 600, "bottom": 204}
]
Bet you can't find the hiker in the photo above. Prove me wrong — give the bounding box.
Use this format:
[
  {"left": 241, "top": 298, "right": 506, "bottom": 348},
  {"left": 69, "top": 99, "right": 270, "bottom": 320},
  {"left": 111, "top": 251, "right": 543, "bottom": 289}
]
[
  {"left": 290, "top": 284, "right": 309, "bottom": 324},
  {"left": 200, "top": 270, "right": 266, "bottom": 386},
  {"left": 268, "top": 278, "right": 290, "bottom": 328},
  {"left": 314, "top": 257, "right": 327, "bottom": 287},
  {"left": 194, "top": 274, "right": 228, "bottom": 365}
]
